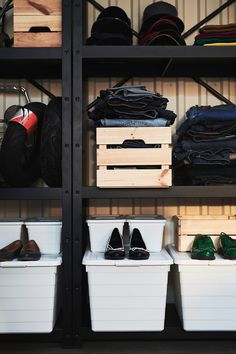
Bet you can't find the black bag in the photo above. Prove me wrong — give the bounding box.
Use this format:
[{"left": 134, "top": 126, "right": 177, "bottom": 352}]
[{"left": 0, "top": 102, "right": 46, "bottom": 187}]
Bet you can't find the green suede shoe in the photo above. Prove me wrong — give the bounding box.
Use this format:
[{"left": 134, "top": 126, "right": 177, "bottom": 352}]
[
  {"left": 191, "top": 234, "right": 216, "bottom": 260},
  {"left": 219, "top": 232, "right": 236, "bottom": 260}
]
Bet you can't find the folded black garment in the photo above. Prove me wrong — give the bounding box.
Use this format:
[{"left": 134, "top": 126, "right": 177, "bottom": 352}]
[
  {"left": 181, "top": 136, "right": 236, "bottom": 151},
  {"left": 186, "top": 122, "right": 236, "bottom": 142},
  {"left": 89, "top": 108, "right": 176, "bottom": 123},
  {"left": 173, "top": 142, "right": 234, "bottom": 165},
  {"left": 174, "top": 164, "right": 236, "bottom": 185}
]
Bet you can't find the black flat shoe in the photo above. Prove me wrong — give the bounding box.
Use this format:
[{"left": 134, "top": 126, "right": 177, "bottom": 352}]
[
  {"left": 129, "top": 228, "right": 149, "bottom": 260},
  {"left": 104, "top": 228, "right": 125, "bottom": 260},
  {"left": 0, "top": 240, "right": 23, "bottom": 261}
]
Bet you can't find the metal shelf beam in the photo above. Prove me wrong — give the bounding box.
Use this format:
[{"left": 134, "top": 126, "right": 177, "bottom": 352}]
[
  {"left": 82, "top": 186, "right": 236, "bottom": 199},
  {"left": 0, "top": 188, "right": 62, "bottom": 200}
]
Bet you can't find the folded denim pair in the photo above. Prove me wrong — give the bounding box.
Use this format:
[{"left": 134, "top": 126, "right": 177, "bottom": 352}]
[
  {"left": 174, "top": 163, "right": 236, "bottom": 185},
  {"left": 96, "top": 117, "right": 170, "bottom": 127},
  {"left": 177, "top": 104, "right": 236, "bottom": 137}
]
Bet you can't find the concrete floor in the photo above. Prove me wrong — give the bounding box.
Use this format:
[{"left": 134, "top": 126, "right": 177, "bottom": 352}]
[{"left": 0, "top": 341, "right": 236, "bottom": 354}]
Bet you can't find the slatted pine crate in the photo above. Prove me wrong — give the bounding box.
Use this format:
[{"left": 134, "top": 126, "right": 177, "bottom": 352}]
[
  {"left": 14, "top": 0, "right": 62, "bottom": 47},
  {"left": 96, "top": 127, "right": 172, "bottom": 188},
  {"left": 173, "top": 215, "right": 236, "bottom": 252}
]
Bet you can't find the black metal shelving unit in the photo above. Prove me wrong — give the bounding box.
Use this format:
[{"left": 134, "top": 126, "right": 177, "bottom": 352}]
[
  {"left": 0, "top": 0, "right": 73, "bottom": 346},
  {"left": 72, "top": 0, "right": 236, "bottom": 347}
]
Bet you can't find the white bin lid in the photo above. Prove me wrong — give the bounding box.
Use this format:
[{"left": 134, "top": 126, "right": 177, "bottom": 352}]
[
  {"left": 168, "top": 244, "right": 236, "bottom": 266},
  {"left": 83, "top": 249, "right": 173, "bottom": 266},
  {"left": 25, "top": 219, "right": 62, "bottom": 226},
  {"left": 0, "top": 255, "right": 62, "bottom": 268},
  {"left": 126, "top": 215, "right": 166, "bottom": 223},
  {"left": 86, "top": 216, "right": 126, "bottom": 223},
  {"left": 0, "top": 219, "right": 23, "bottom": 225}
]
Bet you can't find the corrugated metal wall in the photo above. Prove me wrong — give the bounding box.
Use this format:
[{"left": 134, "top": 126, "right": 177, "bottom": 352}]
[{"left": 86, "top": 0, "right": 236, "bottom": 245}]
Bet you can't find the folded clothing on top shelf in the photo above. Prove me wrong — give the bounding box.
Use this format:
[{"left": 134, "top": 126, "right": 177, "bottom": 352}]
[{"left": 194, "top": 23, "right": 236, "bottom": 46}]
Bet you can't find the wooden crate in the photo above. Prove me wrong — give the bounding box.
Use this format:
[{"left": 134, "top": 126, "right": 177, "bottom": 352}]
[
  {"left": 96, "top": 127, "right": 172, "bottom": 188},
  {"left": 173, "top": 215, "right": 236, "bottom": 252},
  {"left": 14, "top": 0, "right": 62, "bottom": 47}
]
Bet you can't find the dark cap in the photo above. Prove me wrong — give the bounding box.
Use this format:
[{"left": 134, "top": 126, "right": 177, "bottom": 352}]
[
  {"left": 97, "top": 6, "right": 131, "bottom": 27},
  {"left": 91, "top": 17, "right": 132, "bottom": 37},
  {"left": 140, "top": 1, "right": 184, "bottom": 34}
]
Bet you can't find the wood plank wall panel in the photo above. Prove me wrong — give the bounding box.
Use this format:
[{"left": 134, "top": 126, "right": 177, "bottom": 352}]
[
  {"left": 86, "top": 0, "right": 236, "bottom": 245},
  {"left": 0, "top": 79, "right": 62, "bottom": 218}
]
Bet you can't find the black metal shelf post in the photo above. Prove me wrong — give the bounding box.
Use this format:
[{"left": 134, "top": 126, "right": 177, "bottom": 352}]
[
  {"left": 72, "top": 0, "right": 84, "bottom": 347},
  {"left": 0, "top": 0, "right": 73, "bottom": 346},
  {"left": 61, "top": 0, "right": 73, "bottom": 347}
]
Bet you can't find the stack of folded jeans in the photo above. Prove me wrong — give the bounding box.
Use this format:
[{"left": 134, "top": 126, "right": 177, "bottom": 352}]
[
  {"left": 88, "top": 85, "right": 177, "bottom": 127},
  {"left": 173, "top": 104, "right": 236, "bottom": 185},
  {"left": 138, "top": 1, "right": 185, "bottom": 46},
  {"left": 194, "top": 23, "right": 236, "bottom": 47}
]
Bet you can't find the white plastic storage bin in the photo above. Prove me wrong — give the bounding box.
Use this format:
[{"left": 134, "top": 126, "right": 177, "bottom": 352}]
[
  {"left": 86, "top": 216, "right": 126, "bottom": 252},
  {"left": 83, "top": 249, "right": 173, "bottom": 332},
  {"left": 25, "top": 220, "right": 62, "bottom": 255},
  {"left": 168, "top": 244, "right": 236, "bottom": 331},
  {"left": 126, "top": 216, "right": 166, "bottom": 252},
  {"left": 0, "top": 255, "right": 62, "bottom": 333},
  {"left": 0, "top": 220, "right": 23, "bottom": 249}
]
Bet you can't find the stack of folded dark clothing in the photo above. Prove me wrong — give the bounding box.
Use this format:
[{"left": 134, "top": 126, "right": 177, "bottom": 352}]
[
  {"left": 173, "top": 104, "right": 236, "bottom": 185},
  {"left": 138, "top": 1, "right": 185, "bottom": 46},
  {"left": 194, "top": 23, "right": 236, "bottom": 46},
  {"left": 86, "top": 6, "right": 132, "bottom": 45},
  {"left": 88, "top": 85, "right": 177, "bottom": 127}
]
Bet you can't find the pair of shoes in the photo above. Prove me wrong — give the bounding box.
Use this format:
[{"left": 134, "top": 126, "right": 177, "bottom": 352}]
[
  {"left": 0, "top": 240, "right": 41, "bottom": 262},
  {"left": 104, "top": 228, "right": 149, "bottom": 260},
  {"left": 191, "top": 233, "right": 236, "bottom": 260}
]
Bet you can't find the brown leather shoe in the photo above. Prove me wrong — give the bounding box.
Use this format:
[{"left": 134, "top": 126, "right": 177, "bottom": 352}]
[
  {"left": 18, "top": 240, "right": 41, "bottom": 261},
  {"left": 0, "top": 240, "right": 23, "bottom": 261}
]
